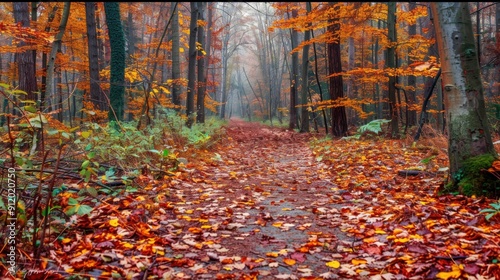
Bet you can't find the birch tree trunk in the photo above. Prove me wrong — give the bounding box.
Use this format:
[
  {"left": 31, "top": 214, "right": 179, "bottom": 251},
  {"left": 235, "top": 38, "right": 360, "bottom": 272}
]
[{"left": 431, "top": 2, "right": 497, "bottom": 196}]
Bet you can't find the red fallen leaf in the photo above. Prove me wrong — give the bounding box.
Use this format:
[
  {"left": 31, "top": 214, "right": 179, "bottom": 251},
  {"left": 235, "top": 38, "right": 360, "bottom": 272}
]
[
  {"left": 463, "top": 263, "right": 480, "bottom": 275},
  {"left": 216, "top": 273, "right": 236, "bottom": 279},
  {"left": 290, "top": 252, "right": 306, "bottom": 263},
  {"left": 363, "top": 245, "right": 382, "bottom": 255},
  {"left": 96, "top": 241, "right": 114, "bottom": 248},
  {"left": 406, "top": 242, "right": 428, "bottom": 254}
]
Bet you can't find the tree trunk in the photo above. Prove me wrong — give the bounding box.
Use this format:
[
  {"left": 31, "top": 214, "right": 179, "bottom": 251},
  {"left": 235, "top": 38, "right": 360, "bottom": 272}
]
[
  {"left": 104, "top": 2, "right": 126, "bottom": 123},
  {"left": 407, "top": 2, "right": 417, "bottom": 127},
  {"left": 13, "top": 2, "right": 38, "bottom": 102},
  {"left": 299, "top": 3, "right": 312, "bottom": 133},
  {"left": 431, "top": 2, "right": 497, "bottom": 196},
  {"left": 328, "top": 2, "right": 348, "bottom": 137},
  {"left": 387, "top": 2, "right": 399, "bottom": 138},
  {"left": 171, "top": 2, "right": 182, "bottom": 109},
  {"left": 289, "top": 9, "right": 299, "bottom": 130},
  {"left": 196, "top": 2, "right": 207, "bottom": 124},
  {"left": 186, "top": 2, "right": 198, "bottom": 127},
  {"left": 46, "top": 2, "right": 71, "bottom": 119},
  {"left": 85, "top": 2, "right": 105, "bottom": 111}
]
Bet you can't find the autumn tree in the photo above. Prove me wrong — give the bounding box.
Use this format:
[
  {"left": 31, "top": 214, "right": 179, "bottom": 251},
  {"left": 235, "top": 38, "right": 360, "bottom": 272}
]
[
  {"left": 431, "top": 2, "right": 497, "bottom": 196},
  {"left": 289, "top": 8, "right": 299, "bottom": 130},
  {"left": 186, "top": 2, "right": 198, "bottom": 127},
  {"left": 86, "top": 2, "right": 105, "bottom": 111},
  {"left": 104, "top": 2, "right": 126, "bottom": 123},
  {"left": 171, "top": 2, "right": 182, "bottom": 109},
  {"left": 328, "top": 2, "right": 348, "bottom": 137},
  {"left": 13, "top": 2, "right": 37, "bottom": 102},
  {"left": 46, "top": 2, "right": 70, "bottom": 118},
  {"left": 386, "top": 2, "right": 398, "bottom": 138},
  {"left": 197, "top": 2, "right": 207, "bottom": 123},
  {"left": 299, "top": 3, "right": 311, "bottom": 133}
]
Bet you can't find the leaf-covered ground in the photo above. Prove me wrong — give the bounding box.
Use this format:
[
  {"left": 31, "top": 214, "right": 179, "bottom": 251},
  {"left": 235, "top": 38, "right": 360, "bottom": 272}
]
[{"left": 14, "top": 119, "right": 500, "bottom": 279}]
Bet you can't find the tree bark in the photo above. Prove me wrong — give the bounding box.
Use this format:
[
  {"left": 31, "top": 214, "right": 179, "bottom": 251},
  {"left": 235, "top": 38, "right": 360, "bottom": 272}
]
[
  {"left": 196, "top": 2, "right": 207, "bottom": 124},
  {"left": 171, "top": 2, "right": 182, "bottom": 109},
  {"left": 13, "top": 2, "right": 38, "bottom": 102},
  {"left": 186, "top": 2, "right": 198, "bottom": 127},
  {"left": 46, "top": 2, "right": 71, "bottom": 118},
  {"left": 104, "top": 2, "right": 126, "bottom": 123},
  {"left": 85, "top": 2, "right": 105, "bottom": 111},
  {"left": 431, "top": 2, "right": 497, "bottom": 196},
  {"left": 407, "top": 2, "right": 417, "bottom": 127},
  {"left": 299, "top": 3, "right": 312, "bottom": 133},
  {"left": 289, "top": 9, "right": 299, "bottom": 130},
  {"left": 387, "top": 2, "right": 399, "bottom": 138},
  {"left": 328, "top": 2, "right": 348, "bottom": 137}
]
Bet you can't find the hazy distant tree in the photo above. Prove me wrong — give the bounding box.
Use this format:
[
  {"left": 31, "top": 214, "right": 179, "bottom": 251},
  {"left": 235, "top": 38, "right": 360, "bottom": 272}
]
[{"left": 299, "top": 3, "right": 311, "bottom": 132}]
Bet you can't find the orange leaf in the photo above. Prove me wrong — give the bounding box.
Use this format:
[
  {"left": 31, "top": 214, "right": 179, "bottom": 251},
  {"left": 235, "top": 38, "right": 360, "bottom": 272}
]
[
  {"left": 352, "top": 259, "right": 367, "bottom": 265},
  {"left": 283, "top": 258, "right": 296, "bottom": 266}
]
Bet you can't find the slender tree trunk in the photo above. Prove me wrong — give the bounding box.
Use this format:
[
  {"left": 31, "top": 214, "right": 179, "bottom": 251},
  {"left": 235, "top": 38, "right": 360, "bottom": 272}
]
[
  {"left": 104, "top": 2, "right": 126, "bottom": 123},
  {"left": 47, "top": 2, "right": 71, "bottom": 120},
  {"left": 40, "top": 5, "right": 58, "bottom": 111},
  {"left": 171, "top": 2, "right": 182, "bottom": 109},
  {"left": 289, "top": 9, "right": 299, "bottom": 130},
  {"left": 328, "top": 2, "right": 348, "bottom": 137},
  {"left": 196, "top": 2, "right": 207, "bottom": 123},
  {"left": 299, "top": 3, "right": 312, "bottom": 133},
  {"left": 407, "top": 2, "right": 417, "bottom": 127},
  {"left": 431, "top": 2, "right": 496, "bottom": 196},
  {"left": 186, "top": 2, "right": 198, "bottom": 127},
  {"left": 387, "top": 2, "right": 399, "bottom": 138},
  {"left": 13, "top": 2, "right": 37, "bottom": 102},
  {"left": 86, "top": 2, "right": 105, "bottom": 111}
]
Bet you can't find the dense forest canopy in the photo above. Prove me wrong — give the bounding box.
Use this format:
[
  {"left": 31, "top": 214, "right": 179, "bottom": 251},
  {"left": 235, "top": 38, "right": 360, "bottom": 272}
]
[{"left": 0, "top": 2, "right": 497, "bottom": 130}]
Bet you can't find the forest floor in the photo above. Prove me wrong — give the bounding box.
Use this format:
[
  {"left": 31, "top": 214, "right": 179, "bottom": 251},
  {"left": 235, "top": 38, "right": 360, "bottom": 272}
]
[{"left": 13, "top": 118, "right": 500, "bottom": 279}]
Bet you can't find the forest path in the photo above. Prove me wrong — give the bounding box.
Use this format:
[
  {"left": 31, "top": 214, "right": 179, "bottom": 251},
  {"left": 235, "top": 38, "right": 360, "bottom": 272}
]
[
  {"left": 166, "top": 117, "right": 351, "bottom": 279},
  {"left": 39, "top": 118, "right": 500, "bottom": 280}
]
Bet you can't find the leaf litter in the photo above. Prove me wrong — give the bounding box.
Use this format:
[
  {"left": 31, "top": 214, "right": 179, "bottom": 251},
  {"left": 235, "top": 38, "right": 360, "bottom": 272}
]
[{"left": 15, "top": 118, "right": 500, "bottom": 280}]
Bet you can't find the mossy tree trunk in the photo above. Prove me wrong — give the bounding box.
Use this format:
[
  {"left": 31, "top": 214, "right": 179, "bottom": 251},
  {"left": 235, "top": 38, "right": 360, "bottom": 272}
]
[
  {"left": 431, "top": 2, "right": 497, "bottom": 196},
  {"left": 104, "top": 2, "right": 125, "bottom": 123}
]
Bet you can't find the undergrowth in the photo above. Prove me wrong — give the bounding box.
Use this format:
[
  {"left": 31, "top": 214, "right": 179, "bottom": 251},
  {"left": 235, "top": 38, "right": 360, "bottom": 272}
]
[{"left": 0, "top": 105, "right": 226, "bottom": 275}]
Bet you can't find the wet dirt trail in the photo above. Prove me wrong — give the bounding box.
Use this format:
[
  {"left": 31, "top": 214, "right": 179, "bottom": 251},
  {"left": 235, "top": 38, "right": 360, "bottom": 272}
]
[{"left": 164, "top": 118, "right": 353, "bottom": 279}]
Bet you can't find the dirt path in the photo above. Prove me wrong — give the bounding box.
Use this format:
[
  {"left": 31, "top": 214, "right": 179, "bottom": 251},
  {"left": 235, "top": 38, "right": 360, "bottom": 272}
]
[{"left": 163, "top": 118, "right": 352, "bottom": 278}]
